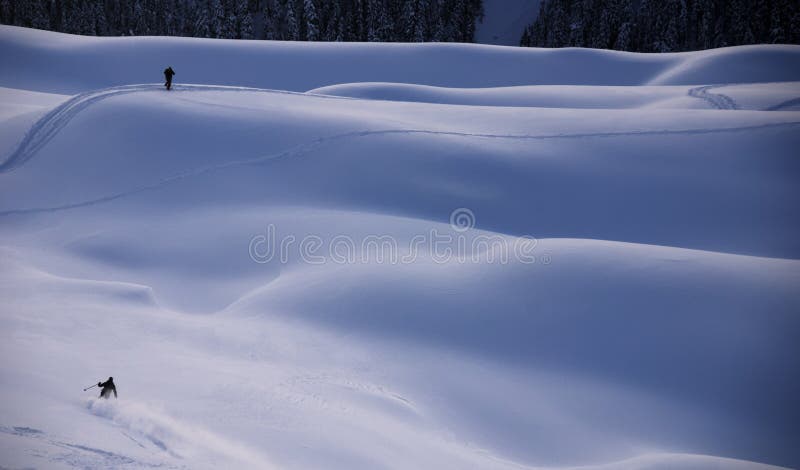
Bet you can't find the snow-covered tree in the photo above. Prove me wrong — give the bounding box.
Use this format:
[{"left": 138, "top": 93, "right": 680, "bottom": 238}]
[
  {"left": 238, "top": 1, "right": 253, "bottom": 39},
  {"left": 520, "top": 0, "right": 798, "bottom": 52},
  {"left": 209, "top": 0, "right": 225, "bottom": 38},
  {"left": 303, "top": 0, "right": 319, "bottom": 40},
  {"left": 367, "top": 0, "right": 389, "bottom": 41},
  {"left": 93, "top": 0, "right": 107, "bottom": 35},
  {"left": 285, "top": 0, "right": 298, "bottom": 40},
  {"left": 132, "top": 0, "right": 148, "bottom": 35},
  {"left": 193, "top": 1, "right": 211, "bottom": 37}
]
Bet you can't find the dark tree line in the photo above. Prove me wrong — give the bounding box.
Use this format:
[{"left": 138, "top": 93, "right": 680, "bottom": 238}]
[
  {"left": 0, "top": 0, "right": 483, "bottom": 42},
  {"left": 520, "top": 0, "right": 800, "bottom": 51}
]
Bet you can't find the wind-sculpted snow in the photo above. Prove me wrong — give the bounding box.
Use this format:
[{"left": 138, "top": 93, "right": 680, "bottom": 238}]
[
  {"left": 312, "top": 81, "right": 800, "bottom": 111},
  {"left": 309, "top": 82, "right": 690, "bottom": 108},
  {"left": 0, "top": 85, "right": 154, "bottom": 173},
  {"left": 1, "top": 91, "right": 797, "bottom": 216},
  {"left": 646, "top": 45, "right": 800, "bottom": 86},
  {"left": 767, "top": 96, "right": 800, "bottom": 111},
  {"left": 1, "top": 26, "right": 799, "bottom": 470},
  {"left": 3, "top": 25, "right": 800, "bottom": 95},
  {"left": 0, "top": 83, "right": 356, "bottom": 174},
  {"left": 3, "top": 86, "right": 799, "bottom": 260},
  {"left": 86, "top": 399, "right": 277, "bottom": 468},
  {"left": 4, "top": 80, "right": 797, "bottom": 178}
]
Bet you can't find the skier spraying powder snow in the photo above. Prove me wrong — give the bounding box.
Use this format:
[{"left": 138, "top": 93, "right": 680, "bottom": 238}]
[
  {"left": 164, "top": 66, "right": 175, "bottom": 90},
  {"left": 97, "top": 377, "right": 117, "bottom": 399}
]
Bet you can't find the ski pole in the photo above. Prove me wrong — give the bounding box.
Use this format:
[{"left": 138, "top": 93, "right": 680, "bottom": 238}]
[{"left": 83, "top": 384, "right": 98, "bottom": 391}]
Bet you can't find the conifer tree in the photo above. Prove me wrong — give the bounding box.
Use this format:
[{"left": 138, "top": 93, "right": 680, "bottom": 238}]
[
  {"left": 302, "top": 0, "right": 318, "bottom": 40},
  {"left": 285, "top": 0, "right": 298, "bottom": 40}
]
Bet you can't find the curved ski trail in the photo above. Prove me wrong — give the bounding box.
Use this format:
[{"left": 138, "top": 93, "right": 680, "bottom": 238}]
[
  {"left": 0, "top": 85, "right": 156, "bottom": 173},
  {"left": 688, "top": 85, "right": 739, "bottom": 110},
  {"left": 2, "top": 83, "right": 799, "bottom": 216},
  {"left": 0, "top": 83, "right": 352, "bottom": 174},
  {"left": 766, "top": 97, "right": 800, "bottom": 111},
  {"left": 1, "top": 120, "right": 798, "bottom": 217}
]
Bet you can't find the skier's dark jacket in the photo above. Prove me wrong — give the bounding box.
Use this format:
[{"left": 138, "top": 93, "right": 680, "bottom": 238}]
[
  {"left": 98, "top": 377, "right": 117, "bottom": 398},
  {"left": 164, "top": 67, "right": 175, "bottom": 80}
]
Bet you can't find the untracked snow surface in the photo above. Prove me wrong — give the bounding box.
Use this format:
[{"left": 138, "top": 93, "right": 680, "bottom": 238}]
[{"left": 0, "top": 26, "right": 799, "bottom": 469}]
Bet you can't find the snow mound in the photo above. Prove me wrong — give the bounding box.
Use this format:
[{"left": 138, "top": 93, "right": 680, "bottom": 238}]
[
  {"left": 648, "top": 45, "right": 800, "bottom": 85},
  {"left": 3, "top": 25, "right": 800, "bottom": 95},
  {"left": 309, "top": 81, "right": 800, "bottom": 110},
  {"left": 1, "top": 25, "right": 799, "bottom": 470},
  {"left": 308, "top": 82, "right": 688, "bottom": 108}
]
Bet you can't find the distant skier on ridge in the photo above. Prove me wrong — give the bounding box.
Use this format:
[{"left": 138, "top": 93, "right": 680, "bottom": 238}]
[
  {"left": 164, "top": 66, "right": 175, "bottom": 91},
  {"left": 97, "top": 377, "right": 117, "bottom": 399}
]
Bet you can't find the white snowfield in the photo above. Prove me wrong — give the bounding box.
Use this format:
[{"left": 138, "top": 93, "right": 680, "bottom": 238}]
[{"left": 0, "top": 25, "right": 798, "bottom": 470}]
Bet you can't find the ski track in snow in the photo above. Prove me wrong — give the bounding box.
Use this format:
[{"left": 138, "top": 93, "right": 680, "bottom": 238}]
[
  {"left": 0, "top": 398, "right": 278, "bottom": 469},
  {"left": 1, "top": 84, "right": 798, "bottom": 216},
  {"left": 84, "top": 399, "right": 278, "bottom": 469},
  {"left": 5, "top": 423, "right": 781, "bottom": 470},
  {"left": 2, "top": 27, "right": 799, "bottom": 470},
  {"left": 2, "top": 81, "right": 790, "bottom": 176},
  {"left": 688, "top": 84, "right": 740, "bottom": 110},
  {"left": 0, "top": 424, "right": 173, "bottom": 469},
  {"left": 766, "top": 96, "right": 800, "bottom": 111},
  {"left": 1, "top": 120, "right": 798, "bottom": 216},
  {"left": 0, "top": 85, "right": 149, "bottom": 173},
  {"left": 0, "top": 83, "right": 360, "bottom": 174}
]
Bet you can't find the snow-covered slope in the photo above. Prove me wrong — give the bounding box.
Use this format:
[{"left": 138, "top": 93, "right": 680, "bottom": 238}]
[
  {"left": 1, "top": 25, "right": 799, "bottom": 470},
  {"left": 4, "top": 26, "right": 800, "bottom": 94},
  {"left": 309, "top": 81, "right": 800, "bottom": 110}
]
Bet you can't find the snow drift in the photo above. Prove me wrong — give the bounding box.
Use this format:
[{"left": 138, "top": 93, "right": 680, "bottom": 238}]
[
  {"left": 3, "top": 25, "right": 800, "bottom": 94},
  {"left": 1, "top": 25, "right": 799, "bottom": 470}
]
